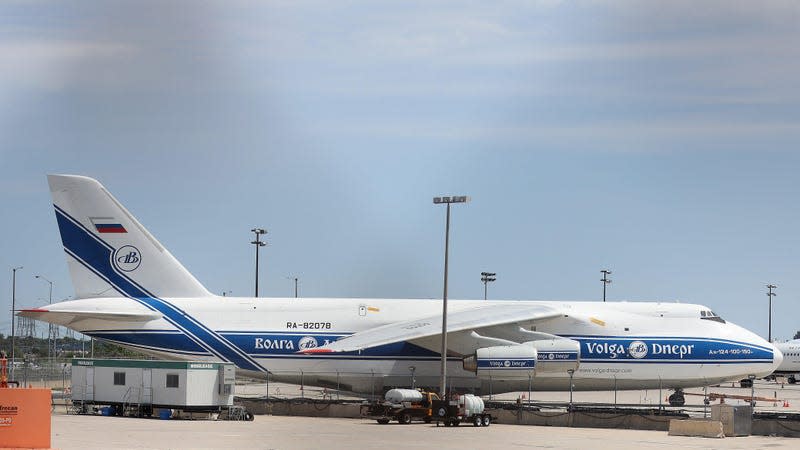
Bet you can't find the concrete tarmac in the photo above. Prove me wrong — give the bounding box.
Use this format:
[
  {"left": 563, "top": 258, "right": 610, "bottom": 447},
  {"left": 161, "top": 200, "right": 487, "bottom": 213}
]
[
  {"left": 52, "top": 413, "right": 799, "bottom": 450},
  {"left": 48, "top": 378, "right": 800, "bottom": 449}
]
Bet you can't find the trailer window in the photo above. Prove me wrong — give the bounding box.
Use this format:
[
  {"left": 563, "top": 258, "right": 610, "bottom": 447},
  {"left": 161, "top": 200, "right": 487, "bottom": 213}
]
[
  {"left": 166, "top": 374, "right": 179, "bottom": 388},
  {"left": 113, "top": 372, "right": 126, "bottom": 386}
]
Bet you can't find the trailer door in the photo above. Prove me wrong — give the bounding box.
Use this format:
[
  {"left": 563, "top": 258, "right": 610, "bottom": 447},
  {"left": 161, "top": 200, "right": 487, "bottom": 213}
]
[
  {"left": 142, "top": 368, "right": 152, "bottom": 405},
  {"left": 85, "top": 367, "right": 94, "bottom": 401}
]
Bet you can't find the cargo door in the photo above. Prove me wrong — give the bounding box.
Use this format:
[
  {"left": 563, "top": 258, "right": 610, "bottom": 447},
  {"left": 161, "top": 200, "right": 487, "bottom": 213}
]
[{"left": 142, "top": 368, "right": 153, "bottom": 405}]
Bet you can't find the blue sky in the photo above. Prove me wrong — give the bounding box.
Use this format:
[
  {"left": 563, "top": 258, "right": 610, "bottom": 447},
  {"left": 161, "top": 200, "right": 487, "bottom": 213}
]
[{"left": 2, "top": 1, "right": 800, "bottom": 340}]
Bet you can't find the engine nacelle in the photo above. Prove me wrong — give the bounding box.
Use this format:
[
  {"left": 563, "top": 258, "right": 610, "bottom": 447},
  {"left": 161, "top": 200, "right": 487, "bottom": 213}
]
[
  {"left": 462, "top": 345, "right": 537, "bottom": 380},
  {"left": 527, "top": 338, "right": 580, "bottom": 373}
]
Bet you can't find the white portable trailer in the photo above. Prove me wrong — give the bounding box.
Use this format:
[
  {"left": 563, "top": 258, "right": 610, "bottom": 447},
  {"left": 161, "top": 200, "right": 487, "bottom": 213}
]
[{"left": 70, "top": 359, "right": 236, "bottom": 416}]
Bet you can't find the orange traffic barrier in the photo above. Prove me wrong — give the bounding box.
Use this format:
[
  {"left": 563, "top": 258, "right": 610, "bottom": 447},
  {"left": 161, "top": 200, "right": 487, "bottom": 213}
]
[{"left": 0, "top": 387, "right": 51, "bottom": 449}]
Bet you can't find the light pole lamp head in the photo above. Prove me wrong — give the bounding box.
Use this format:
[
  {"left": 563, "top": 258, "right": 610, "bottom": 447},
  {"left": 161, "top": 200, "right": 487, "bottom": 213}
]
[
  {"left": 251, "top": 228, "right": 267, "bottom": 235},
  {"left": 433, "top": 195, "right": 470, "bottom": 204}
]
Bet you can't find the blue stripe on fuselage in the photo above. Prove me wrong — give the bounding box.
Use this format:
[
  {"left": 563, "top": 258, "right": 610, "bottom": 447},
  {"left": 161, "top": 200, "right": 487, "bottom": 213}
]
[{"left": 568, "top": 336, "right": 773, "bottom": 362}]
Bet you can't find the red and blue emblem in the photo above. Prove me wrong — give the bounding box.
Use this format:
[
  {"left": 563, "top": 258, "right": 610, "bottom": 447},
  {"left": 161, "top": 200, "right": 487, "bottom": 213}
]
[{"left": 91, "top": 217, "right": 127, "bottom": 233}]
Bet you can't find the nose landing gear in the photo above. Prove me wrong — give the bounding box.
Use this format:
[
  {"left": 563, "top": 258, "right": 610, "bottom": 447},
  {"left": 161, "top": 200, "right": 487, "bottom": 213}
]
[{"left": 668, "top": 388, "right": 685, "bottom": 407}]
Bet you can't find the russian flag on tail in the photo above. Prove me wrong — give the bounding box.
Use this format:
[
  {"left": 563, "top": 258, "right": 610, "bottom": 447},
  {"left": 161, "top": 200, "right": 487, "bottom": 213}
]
[{"left": 91, "top": 217, "right": 127, "bottom": 233}]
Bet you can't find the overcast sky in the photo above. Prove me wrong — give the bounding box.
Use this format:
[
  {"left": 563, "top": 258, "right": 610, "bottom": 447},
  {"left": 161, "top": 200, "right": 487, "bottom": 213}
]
[{"left": 2, "top": 1, "right": 800, "bottom": 341}]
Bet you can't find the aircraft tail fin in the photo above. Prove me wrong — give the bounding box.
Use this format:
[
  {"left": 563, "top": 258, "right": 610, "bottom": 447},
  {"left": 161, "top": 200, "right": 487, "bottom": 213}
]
[{"left": 48, "top": 174, "right": 211, "bottom": 299}]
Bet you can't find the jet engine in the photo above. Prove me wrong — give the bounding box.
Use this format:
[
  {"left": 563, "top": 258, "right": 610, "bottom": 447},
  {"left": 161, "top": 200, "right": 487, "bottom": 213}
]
[
  {"left": 525, "top": 338, "right": 580, "bottom": 373},
  {"left": 462, "top": 345, "right": 537, "bottom": 380},
  {"left": 463, "top": 338, "right": 580, "bottom": 380}
]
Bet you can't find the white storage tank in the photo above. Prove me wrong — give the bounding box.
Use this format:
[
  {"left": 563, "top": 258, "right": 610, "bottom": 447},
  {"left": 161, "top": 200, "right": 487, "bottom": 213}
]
[
  {"left": 384, "top": 389, "right": 423, "bottom": 403},
  {"left": 460, "top": 394, "right": 485, "bottom": 416}
]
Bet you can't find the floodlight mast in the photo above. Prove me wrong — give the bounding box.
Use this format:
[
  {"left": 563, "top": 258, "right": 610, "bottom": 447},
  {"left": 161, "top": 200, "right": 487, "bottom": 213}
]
[
  {"left": 251, "top": 228, "right": 267, "bottom": 297},
  {"left": 433, "top": 195, "right": 469, "bottom": 398},
  {"left": 480, "top": 271, "right": 496, "bottom": 300},
  {"left": 767, "top": 284, "right": 777, "bottom": 342},
  {"left": 11, "top": 266, "right": 23, "bottom": 379},
  {"left": 601, "top": 269, "right": 612, "bottom": 302}
]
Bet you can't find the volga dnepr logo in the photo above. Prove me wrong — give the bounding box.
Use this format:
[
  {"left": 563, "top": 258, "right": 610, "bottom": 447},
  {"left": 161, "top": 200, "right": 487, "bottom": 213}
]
[
  {"left": 584, "top": 339, "right": 695, "bottom": 359},
  {"left": 628, "top": 340, "right": 648, "bottom": 359},
  {"left": 298, "top": 336, "right": 318, "bottom": 350},
  {"left": 113, "top": 245, "right": 141, "bottom": 272}
]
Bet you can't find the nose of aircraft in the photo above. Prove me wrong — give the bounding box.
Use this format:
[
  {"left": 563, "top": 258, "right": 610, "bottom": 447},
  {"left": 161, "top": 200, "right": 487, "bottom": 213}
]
[{"left": 772, "top": 342, "right": 784, "bottom": 371}]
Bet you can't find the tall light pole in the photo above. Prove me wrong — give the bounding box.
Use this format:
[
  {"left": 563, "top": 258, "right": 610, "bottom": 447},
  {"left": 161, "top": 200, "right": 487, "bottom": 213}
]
[
  {"left": 11, "top": 266, "right": 22, "bottom": 379},
  {"left": 601, "top": 269, "right": 612, "bottom": 302},
  {"left": 251, "top": 228, "right": 267, "bottom": 297},
  {"left": 767, "top": 284, "right": 777, "bottom": 342},
  {"left": 480, "top": 272, "right": 496, "bottom": 300},
  {"left": 35, "top": 275, "right": 54, "bottom": 360},
  {"left": 433, "top": 195, "right": 469, "bottom": 398}
]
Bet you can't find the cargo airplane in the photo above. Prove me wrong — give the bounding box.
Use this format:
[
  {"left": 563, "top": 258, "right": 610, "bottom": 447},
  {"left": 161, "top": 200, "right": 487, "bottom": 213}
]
[
  {"left": 770, "top": 340, "right": 800, "bottom": 383},
  {"left": 20, "top": 175, "right": 782, "bottom": 402}
]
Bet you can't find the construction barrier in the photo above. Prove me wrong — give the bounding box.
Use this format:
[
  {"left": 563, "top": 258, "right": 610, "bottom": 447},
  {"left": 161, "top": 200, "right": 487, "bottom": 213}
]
[
  {"left": 668, "top": 419, "right": 724, "bottom": 438},
  {"left": 0, "top": 388, "right": 51, "bottom": 449}
]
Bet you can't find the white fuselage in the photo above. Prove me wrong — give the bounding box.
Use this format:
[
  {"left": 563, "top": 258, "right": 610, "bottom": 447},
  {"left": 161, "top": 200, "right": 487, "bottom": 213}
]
[
  {"left": 43, "top": 296, "right": 781, "bottom": 395},
  {"left": 773, "top": 340, "right": 800, "bottom": 378}
]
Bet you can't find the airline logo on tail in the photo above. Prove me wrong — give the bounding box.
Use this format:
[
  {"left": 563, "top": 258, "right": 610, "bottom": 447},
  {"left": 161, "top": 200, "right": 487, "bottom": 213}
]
[{"left": 114, "top": 245, "right": 141, "bottom": 272}]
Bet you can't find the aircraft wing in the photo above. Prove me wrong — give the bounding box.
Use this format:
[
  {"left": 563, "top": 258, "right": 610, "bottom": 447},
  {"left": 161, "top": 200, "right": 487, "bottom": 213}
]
[
  {"left": 18, "top": 308, "right": 163, "bottom": 326},
  {"left": 303, "top": 303, "right": 564, "bottom": 353}
]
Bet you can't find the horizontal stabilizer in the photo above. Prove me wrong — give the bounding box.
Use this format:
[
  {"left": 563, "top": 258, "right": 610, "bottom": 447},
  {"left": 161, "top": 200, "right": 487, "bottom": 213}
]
[{"left": 18, "top": 308, "right": 162, "bottom": 327}]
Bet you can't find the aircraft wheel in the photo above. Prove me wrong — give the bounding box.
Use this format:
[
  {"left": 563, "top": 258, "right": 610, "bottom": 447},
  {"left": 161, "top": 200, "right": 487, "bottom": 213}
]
[{"left": 668, "top": 393, "right": 685, "bottom": 407}]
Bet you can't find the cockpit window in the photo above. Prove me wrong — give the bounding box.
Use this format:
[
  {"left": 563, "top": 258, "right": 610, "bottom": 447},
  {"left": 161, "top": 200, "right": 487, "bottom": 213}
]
[{"left": 701, "top": 309, "right": 725, "bottom": 323}]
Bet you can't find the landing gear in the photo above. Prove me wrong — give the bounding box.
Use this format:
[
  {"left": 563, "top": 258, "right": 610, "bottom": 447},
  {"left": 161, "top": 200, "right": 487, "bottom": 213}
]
[{"left": 668, "top": 389, "right": 686, "bottom": 407}]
